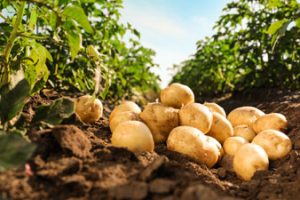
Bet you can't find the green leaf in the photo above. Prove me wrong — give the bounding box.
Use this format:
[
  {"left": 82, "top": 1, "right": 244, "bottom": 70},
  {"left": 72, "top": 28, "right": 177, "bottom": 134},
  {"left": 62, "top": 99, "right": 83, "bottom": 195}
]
[
  {"left": 266, "top": 19, "right": 288, "bottom": 35},
  {"left": 295, "top": 17, "right": 300, "bottom": 28},
  {"left": 62, "top": 5, "right": 93, "bottom": 33},
  {"left": 0, "top": 79, "right": 31, "bottom": 123},
  {"left": 65, "top": 28, "right": 82, "bottom": 60},
  {"left": 28, "top": 6, "right": 37, "bottom": 31},
  {"left": 33, "top": 97, "right": 75, "bottom": 125},
  {"left": 0, "top": 132, "right": 35, "bottom": 171}
]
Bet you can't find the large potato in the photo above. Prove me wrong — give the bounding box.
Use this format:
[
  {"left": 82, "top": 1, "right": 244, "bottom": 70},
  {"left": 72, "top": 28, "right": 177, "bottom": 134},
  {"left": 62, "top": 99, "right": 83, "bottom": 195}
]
[
  {"left": 160, "top": 83, "right": 194, "bottom": 108},
  {"left": 167, "top": 126, "right": 220, "bottom": 168},
  {"left": 139, "top": 103, "right": 179, "bottom": 143},
  {"left": 253, "top": 113, "right": 288, "bottom": 133},
  {"left": 75, "top": 95, "right": 103, "bottom": 123},
  {"left": 109, "top": 101, "right": 141, "bottom": 122},
  {"left": 179, "top": 103, "right": 213, "bottom": 134},
  {"left": 208, "top": 112, "right": 234, "bottom": 143},
  {"left": 233, "top": 125, "right": 256, "bottom": 142},
  {"left": 111, "top": 121, "right": 154, "bottom": 152},
  {"left": 204, "top": 102, "right": 226, "bottom": 117},
  {"left": 223, "top": 136, "right": 248, "bottom": 156},
  {"left": 233, "top": 143, "right": 269, "bottom": 181},
  {"left": 109, "top": 111, "right": 140, "bottom": 132},
  {"left": 252, "top": 129, "right": 292, "bottom": 160},
  {"left": 227, "top": 106, "right": 265, "bottom": 128}
]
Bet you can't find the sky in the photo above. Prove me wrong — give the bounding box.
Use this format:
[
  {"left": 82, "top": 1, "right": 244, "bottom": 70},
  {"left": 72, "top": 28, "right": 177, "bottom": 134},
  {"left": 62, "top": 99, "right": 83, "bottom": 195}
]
[{"left": 121, "top": 0, "right": 231, "bottom": 87}]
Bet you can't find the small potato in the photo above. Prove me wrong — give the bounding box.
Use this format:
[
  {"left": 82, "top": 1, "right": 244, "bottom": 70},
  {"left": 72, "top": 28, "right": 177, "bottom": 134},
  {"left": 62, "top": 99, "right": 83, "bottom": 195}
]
[
  {"left": 139, "top": 103, "right": 179, "bottom": 143},
  {"left": 111, "top": 121, "right": 154, "bottom": 153},
  {"left": 234, "top": 125, "right": 256, "bottom": 142},
  {"left": 167, "top": 126, "right": 220, "bottom": 168},
  {"left": 208, "top": 112, "right": 234, "bottom": 143},
  {"left": 233, "top": 143, "right": 269, "bottom": 181},
  {"left": 179, "top": 103, "right": 213, "bottom": 134},
  {"left": 75, "top": 95, "right": 103, "bottom": 123},
  {"left": 109, "top": 101, "right": 141, "bottom": 122},
  {"left": 109, "top": 111, "right": 140, "bottom": 132},
  {"left": 160, "top": 83, "right": 194, "bottom": 108},
  {"left": 206, "top": 136, "right": 224, "bottom": 162},
  {"left": 204, "top": 102, "right": 226, "bottom": 117},
  {"left": 252, "top": 129, "right": 292, "bottom": 160},
  {"left": 227, "top": 106, "right": 265, "bottom": 128},
  {"left": 223, "top": 136, "right": 248, "bottom": 156},
  {"left": 253, "top": 113, "right": 288, "bottom": 133}
]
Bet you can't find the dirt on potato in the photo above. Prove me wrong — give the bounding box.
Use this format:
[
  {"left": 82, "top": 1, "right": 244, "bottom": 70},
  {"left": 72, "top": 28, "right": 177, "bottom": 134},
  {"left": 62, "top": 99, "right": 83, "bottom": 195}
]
[{"left": 0, "top": 89, "right": 300, "bottom": 200}]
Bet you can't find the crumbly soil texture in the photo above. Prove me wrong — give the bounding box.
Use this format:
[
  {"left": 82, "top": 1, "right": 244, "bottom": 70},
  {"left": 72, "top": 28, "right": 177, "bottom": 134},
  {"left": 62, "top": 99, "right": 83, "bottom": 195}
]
[{"left": 0, "top": 89, "right": 300, "bottom": 200}]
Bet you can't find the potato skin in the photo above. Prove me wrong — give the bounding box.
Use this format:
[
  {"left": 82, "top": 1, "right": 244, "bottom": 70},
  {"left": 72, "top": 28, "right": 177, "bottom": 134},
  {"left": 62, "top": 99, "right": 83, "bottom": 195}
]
[
  {"left": 109, "top": 101, "right": 141, "bottom": 122},
  {"left": 160, "top": 83, "right": 194, "bottom": 108},
  {"left": 204, "top": 102, "right": 226, "bottom": 117},
  {"left": 167, "top": 126, "right": 219, "bottom": 168},
  {"left": 109, "top": 111, "right": 140, "bottom": 132},
  {"left": 206, "top": 136, "right": 224, "bottom": 162},
  {"left": 252, "top": 129, "right": 292, "bottom": 160},
  {"left": 179, "top": 103, "right": 213, "bottom": 134},
  {"left": 234, "top": 125, "right": 256, "bottom": 142},
  {"left": 227, "top": 106, "right": 265, "bottom": 128},
  {"left": 208, "top": 112, "right": 234, "bottom": 144},
  {"left": 75, "top": 95, "right": 103, "bottom": 123},
  {"left": 139, "top": 103, "right": 179, "bottom": 143},
  {"left": 111, "top": 121, "right": 154, "bottom": 152},
  {"left": 233, "top": 143, "right": 269, "bottom": 181},
  {"left": 223, "top": 136, "right": 248, "bottom": 156},
  {"left": 253, "top": 113, "right": 288, "bottom": 133}
]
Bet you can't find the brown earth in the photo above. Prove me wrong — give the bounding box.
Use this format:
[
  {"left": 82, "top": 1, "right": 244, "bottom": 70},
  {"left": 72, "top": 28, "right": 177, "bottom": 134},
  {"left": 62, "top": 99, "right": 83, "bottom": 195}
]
[{"left": 0, "top": 89, "right": 300, "bottom": 200}]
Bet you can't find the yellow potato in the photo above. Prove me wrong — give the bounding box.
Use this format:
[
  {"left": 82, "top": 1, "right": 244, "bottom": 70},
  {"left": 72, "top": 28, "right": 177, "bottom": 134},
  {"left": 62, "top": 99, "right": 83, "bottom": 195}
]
[
  {"left": 223, "top": 136, "right": 248, "bottom": 156},
  {"left": 233, "top": 143, "right": 269, "bottom": 181},
  {"left": 204, "top": 102, "right": 226, "bottom": 117},
  {"left": 111, "top": 121, "right": 154, "bottom": 152},
  {"left": 227, "top": 106, "right": 265, "bottom": 128},
  {"left": 206, "top": 136, "right": 224, "bottom": 162},
  {"left": 253, "top": 113, "right": 288, "bottom": 133},
  {"left": 109, "top": 101, "right": 141, "bottom": 122},
  {"left": 139, "top": 103, "right": 179, "bottom": 143},
  {"left": 160, "top": 83, "right": 194, "bottom": 108},
  {"left": 179, "top": 103, "right": 213, "bottom": 134},
  {"left": 252, "top": 129, "right": 292, "bottom": 160},
  {"left": 75, "top": 95, "right": 103, "bottom": 123},
  {"left": 208, "top": 112, "right": 234, "bottom": 143},
  {"left": 233, "top": 125, "right": 256, "bottom": 142},
  {"left": 167, "top": 126, "right": 220, "bottom": 168},
  {"left": 109, "top": 111, "right": 140, "bottom": 132}
]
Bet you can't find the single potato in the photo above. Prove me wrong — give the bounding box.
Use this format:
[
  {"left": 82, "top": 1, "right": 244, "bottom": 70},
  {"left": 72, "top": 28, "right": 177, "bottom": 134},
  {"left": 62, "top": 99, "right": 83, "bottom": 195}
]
[
  {"left": 75, "top": 95, "right": 103, "bottom": 123},
  {"left": 139, "top": 103, "right": 179, "bottom": 143},
  {"left": 208, "top": 112, "right": 234, "bottom": 143},
  {"left": 206, "top": 136, "right": 224, "bottom": 162},
  {"left": 253, "top": 113, "right": 288, "bottom": 133},
  {"left": 233, "top": 143, "right": 269, "bottom": 181},
  {"left": 109, "top": 101, "right": 141, "bottom": 122},
  {"left": 252, "top": 129, "right": 292, "bottom": 160},
  {"left": 160, "top": 83, "right": 194, "bottom": 108},
  {"left": 227, "top": 106, "right": 265, "bottom": 128},
  {"left": 223, "top": 136, "right": 248, "bottom": 156},
  {"left": 204, "top": 102, "right": 226, "bottom": 117},
  {"left": 234, "top": 125, "right": 256, "bottom": 142},
  {"left": 167, "top": 126, "right": 220, "bottom": 168},
  {"left": 179, "top": 103, "right": 213, "bottom": 134},
  {"left": 111, "top": 121, "right": 154, "bottom": 152},
  {"left": 109, "top": 111, "right": 140, "bottom": 132}
]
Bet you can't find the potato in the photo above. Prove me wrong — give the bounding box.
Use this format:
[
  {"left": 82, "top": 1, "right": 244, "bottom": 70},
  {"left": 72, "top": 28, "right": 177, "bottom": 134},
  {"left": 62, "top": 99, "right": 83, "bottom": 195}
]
[
  {"left": 206, "top": 136, "right": 224, "bottom": 162},
  {"left": 167, "top": 126, "right": 220, "bottom": 168},
  {"left": 253, "top": 113, "right": 288, "bottom": 133},
  {"left": 75, "top": 95, "right": 103, "bottom": 123},
  {"left": 227, "top": 106, "right": 265, "bottom": 128},
  {"left": 109, "top": 111, "right": 140, "bottom": 132},
  {"left": 179, "top": 103, "right": 213, "bottom": 134},
  {"left": 223, "top": 136, "right": 248, "bottom": 156},
  {"left": 208, "top": 112, "right": 234, "bottom": 143},
  {"left": 204, "top": 102, "right": 226, "bottom": 117},
  {"left": 111, "top": 121, "right": 154, "bottom": 152},
  {"left": 233, "top": 143, "right": 269, "bottom": 181},
  {"left": 160, "top": 83, "right": 194, "bottom": 108},
  {"left": 252, "top": 129, "right": 292, "bottom": 160},
  {"left": 139, "top": 103, "right": 179, "bottom": 143},
  {"left": 233, "top": 125, "right": 256, "bottom": 142},
  {"left": 109, "top": 101, "right": 141, "bottom": 122}
]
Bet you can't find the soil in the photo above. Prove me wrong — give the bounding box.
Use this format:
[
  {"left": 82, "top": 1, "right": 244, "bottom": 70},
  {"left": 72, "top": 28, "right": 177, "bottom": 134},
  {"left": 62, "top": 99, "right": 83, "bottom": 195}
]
[{"left": 0, "top": 89, "right": 300, "bottom": 200}]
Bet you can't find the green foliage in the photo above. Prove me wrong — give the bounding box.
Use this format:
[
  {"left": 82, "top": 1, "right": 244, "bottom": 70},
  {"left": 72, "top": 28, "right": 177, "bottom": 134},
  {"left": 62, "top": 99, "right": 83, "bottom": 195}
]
[{"left": 173, "top": 0, "right": 300, "bottom": 97}]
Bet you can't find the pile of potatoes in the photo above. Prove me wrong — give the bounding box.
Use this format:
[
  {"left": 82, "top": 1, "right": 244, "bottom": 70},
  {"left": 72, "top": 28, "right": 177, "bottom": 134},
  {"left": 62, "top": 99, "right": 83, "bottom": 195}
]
[{"left": 108, "top": 83, "right": 291, "bottom": 181}]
